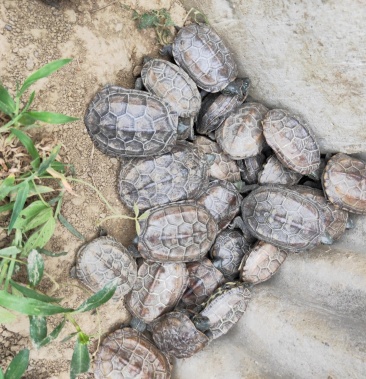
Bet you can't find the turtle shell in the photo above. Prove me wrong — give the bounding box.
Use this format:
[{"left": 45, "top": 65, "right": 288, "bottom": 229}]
[
  {"left": 238, "top": 154, "right": 266, "bottom": 184},
  {"left": 75, "top": 237, "right": 137, "bottom": 300},
  {"left": 138, "top": 202, "right": 218, "bottom": 262},
  {"left": 125, "top": 261, "right": 188, "bottom": 323},
  {"left": 215, "top": 102, "right": 268, "bottom": 160},
  {"left": 118, "top": 142, "right": 209, "bottom": 211},
  {"left": 151, "top": 312, "right": 209, "bottom": 359},
  {"left": 322, "top": 153, "right": 366, "bottom": 214},
  {"left": 210, "top": 229, "right": 251, "bottom": 280},
  {"left": 193, "top": 136, "right": 241, "bottom": 182},
  {"left": 242, "top": 185, "right": 326, "bottom": 251},
  {"left": 94, "top": 327, "right": 171, "bottom": 379},
  {"left": 141, "top": 59, "right": 201, "bottom": 118},
  {"left": 84, "top": 85, "right": 178, "bottom": 157},
  {"left": 172, "top": 23, "right": 237, "bottom": 92},
  {"left": 262, "top": 109, "right": 320, "bottom": 175},
  {"left": 239, "top": 241, "right": 287, "bottom": 284}
]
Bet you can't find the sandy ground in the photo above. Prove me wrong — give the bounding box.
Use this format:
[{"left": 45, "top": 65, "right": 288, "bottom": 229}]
[{"left": 0, "top": 0, "right": 187, "bottom": 377}]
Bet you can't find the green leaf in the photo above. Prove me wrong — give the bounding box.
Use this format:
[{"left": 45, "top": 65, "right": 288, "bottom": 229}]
[
  {"left": 23, "top": 111, "right": 78, "bottom": 124},
  {"left": 38, "top": 248, "right": 67, "bottom": 257},
  {"left": 137, "top": 12, "right": 160, "bottom": 29},
  {"left": 23, "top": 217, "right": 56, "bottom": 255},
  {"left": 70, "top": 336, "right": 90, "bottom": 379},
  {"left": 13, "top": 200, "right": 49, "bottom": 231},
  {"left": 0, "top": 246, "right": 20, "bottom": 257},
  {"left": 17, "top": 112, "right": 36, "bottom": 126},
  {"left": 51, "top": 160, "right": 66, "bottom": 173},
  {"left": 10, "top": 280, "right": 62, "bottom": 303},
  {"left": 133, "top": 202, "right": 139, "bottom": 217},
  {"left": 0, "top": 290, "right": 73, "bottom": 316},
  {"left": 74, "top": 278, "right": 118, "bottom": 314},
  {"left": 23, "top": 207, "right": 53, "bottom": 232},
  {"left": 138, "top": 210, "right": 150, "bottom": 220},
  {"left": 37, "top": 144, "right": 61, "bottom": 176},
  {"left": 4, "top": 348, "right": 29, "bottom": 379},
  {"left": 135, "top": 220, "right": 141, "bottom": 235},
  {"left": 0, "top": 202, "right": 14, "bottom": 214},
  {"left": 0, "top": 174, "right": 15, "bottom": 201},
  {"left": 18, "top": 59, "right": 72, "bottom": 98},
  {"left": 10, "top": 128, "right": 40, "bottom": 163},
  {"left": 29, "top": 315, "right": 47, "bottom": 347},
  {"left": 58, "top": 214, "right": 85, "bottom": 241},
  {"left": 37, "top": 318, "right": 66, "bottom": 348},
  {"left": 0, "top": 306, "right": 17, "bottom": 324},
  {"left": 27, "top": 249, "right": 44, "bottom": 287},
  {"left": 0, "top": 367, "right": 3, "bottom": 379},
  {"left": 8, "top": 181, "right": 29, "bottom": 232},
  {"left": 0, "top": 84, "right": 16, "bottom": 116},
  {"left": 22, "top": 91, "right": 35, "bottom": 113},
  {"left": 61, "top": 332, "right": 78, "bottom": 343}
]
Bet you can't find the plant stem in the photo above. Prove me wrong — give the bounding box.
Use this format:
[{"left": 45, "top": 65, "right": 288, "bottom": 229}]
[
  {"left": 4, "top": 254, "right": 16, "bottom": 291},
  {"left": 97, "top": 214, "right": 135, "bottom": 226},
  {"left": 32, "top": 178, "right": 48, "bottom": 207}
]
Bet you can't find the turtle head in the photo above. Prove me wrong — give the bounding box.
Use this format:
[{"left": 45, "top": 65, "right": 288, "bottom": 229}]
[
  {"left": 221, "top": 77, "right": 251, "bottom": 100},
  {"left": 192, "top": 315, "right": 211, "bottom": 333}
]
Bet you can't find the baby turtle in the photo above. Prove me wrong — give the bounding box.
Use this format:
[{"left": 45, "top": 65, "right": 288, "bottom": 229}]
[
  {"left": 322, "top": 153, "right": 366, "bottom": 214},
  {"left": 118, "top": 142, "right": 209, "bottom": 211},
  {"left": 238, "top": 154, "right": 266, "bottom": 185},
  {"left": 84, "top": 85, "right": 178, "bottom": 157},
  {"left": 73, "top": 237, "right": 137, "bottom": 300},
  {"left": 262, "top": 109, "right": 320, "bottom": 175},
  {"left": 94, "top": 327, "right": 171, "bottom": 379},
  {"left": 151, "top": 311, "right": 210, "bottom": 359}
]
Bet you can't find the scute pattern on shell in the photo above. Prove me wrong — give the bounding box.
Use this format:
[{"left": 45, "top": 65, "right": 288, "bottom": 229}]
[
  {"left": 84, "top": 85, "right": 178, "bottom": 157},
  {"left": 262, "top": 109, "right": 320, "bottom": 175},
  {"left": 94, "top": 327, "right": 171, "bottom": 379},
  {"left": 322, "top": 153, "right": 366, "bottom": 214},
  {"left": 138, "top": 203, "right": 218, "bottom": 262},
  {"left": 141, "top": 59, "right": 201, "bottom": 118},
  {"left": 75, "top": 237, "right": 137, "bottom": 300},
  {"left": 242, "top": 185, "right": 326, "bottom": 251},
  {"left": 172, "top": 23, "right": 237, "bottom": 92},
  {"left": 118, "top": 142, "right": 209, "bottom": 211}
]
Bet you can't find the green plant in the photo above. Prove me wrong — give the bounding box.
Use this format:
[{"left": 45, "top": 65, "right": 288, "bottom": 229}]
[{"left": 0, "top": 348, "right": 29, "bottom": 379}]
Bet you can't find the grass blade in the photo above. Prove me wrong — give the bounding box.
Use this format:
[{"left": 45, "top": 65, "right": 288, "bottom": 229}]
[
  {"left": 0, "top": 174, "right": 15, "bottom": 201},
  {"left": 23, "top": 208, "right": 53, "bottom": 232},
  {"left": 10, "top": 128, "right": 40, "bottom": 163},
  {"left": 37, "top": 318, "right": 66, "bottom": 348},
  {"left": 0, "top": 202, "right": 14, "bottom": 214},
  {"left": 29, "top": 315, "right": 47, "bottom": 347},
  {"left": 8, "top": 181, "right": 29, "bottom": 232},
  {"left": 37, "top": 145, "right": 61, "bottom": 176},
  {"left": 4, "top": 348, "right": 29, "bottom": 379},
  {"left": 13, "top": 200, "right": 49, "bottom": 231},
  {"left": 0, "top": 84, "right": 16, "bottom": 116},
  {"left": 70, "top": 336, "right": 90, "bottom": 379},
  {"left": 27, "top": 249, "right": 45, "bottom": 287},
  {"left": 0, "top": 246, "right": 20, "bottom": 257},
  {"left": 24, "top": 111, "right": 78, "bottom": 124},
  {"left": 58, "top": 213, "right": 85, "bottom": 241},
  {"left": 23, "top": 217, "right": 56, "bottom": 255},
  {"left": 10, "top": 280, "right": 63, "bottom": 303}
]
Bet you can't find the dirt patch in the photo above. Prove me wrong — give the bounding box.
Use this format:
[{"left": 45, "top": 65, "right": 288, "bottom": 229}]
[{"left": 0, "top": 0, "right": 187, "bottom": 377}]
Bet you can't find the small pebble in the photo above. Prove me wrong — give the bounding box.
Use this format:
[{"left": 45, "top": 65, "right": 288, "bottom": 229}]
[{"left": 4, "top": 24, "right": 12, "bottom": 31}]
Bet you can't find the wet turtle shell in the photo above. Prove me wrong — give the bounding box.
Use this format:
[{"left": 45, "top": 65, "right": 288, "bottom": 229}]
[
  {"left": 151, "top": 311, "right": 210, "bottom": 359},
  {"left": 238, "top": 154, "right": 266, "bottom": 185},
  {"left": 239, "top": 241, "right": 287, "bottom": 284},
  {"left": 137, "top": 202, "right": 218, "bottom": 262},
  {"left": 322, "top": 153, "right": 366, "bottom": 214},
  {"left": 74, "top": 237, "right": 137, "bottom": 300},
  {"left": 258, "top": 155, "right": 303, "bottom": 185},
  {"left": 118, "top": 142, "right": 209, "bottom": 211},
  {"left": 193, "top": 282, "right": 251, "bottom": 340},
  {"left": 210, "top": 229, "right": 251, "bottom": 280},
  {"left": 262, "top": 109, "right": 320, "bottom": 175},
  {"left": 94, "top": 327, "right": 171, "bottom": 379},
  {"left": 242, "top": 185, "right": 327, "bottom": 251},
  {"left": 141, "top": 58, "right": 201, "bottom": 119},
  {"left": 172, "top": 23, "right": 237, "bottom": 92},
  {"left": 84, "top": 85, "right": 178, "bottom": 157},
  {"left": 193, "top": 136, "right": 241, "bottom": 182},
  {"left": 215, "top": 103, "right": 268, "bottom": 160},
  {"left": 126, "top": 260, "right": 188, "bottom": 323}
]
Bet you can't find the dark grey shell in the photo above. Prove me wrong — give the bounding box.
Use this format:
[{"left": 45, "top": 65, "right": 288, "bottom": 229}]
[
  {"left": 193, "top": 136, "right": 241, "bottom": 182},
  {"left": 210, "top": 229, "right": 251, "bottom": 280},
  {"left": 180, "top": 258, "right": 225, "bottom": 309},
  {"left": 172, "top": 23, "right": 237, "bottom": 92},
  {"left": 242, "top": 185, "right": 326, "bottom": 251},
  {"left": 138, "top": 202, "right": 218, "bottom": 262},
  {"left": 125, "top": 261, "right": 188, "bottom": 323},
  {"left": 238, "top": 154, "right": 265, "bottom": 184},
  {"left": 215, "top": 103, "right": 268, "bottom": 160},
  {"left": 322, "top": 153, "right": 366, "bottom": 214},
  {"left": 193, "top": 282, "right": 251, "bottom": 340},
  {"left": 258, "top": 155, "right": 303, "bottom": 185},
  {"left": 262, "top": 109, "right": 320, "bottom": 175},
  {"left": 141, "top": 59, "right": 201, "bottom": 118},
  {"left": 75, "top": 237, "right": 137, "bottom": 300},
  {"left": 151, "top": 312, "right": 209, "bottom": 359},
  {"left": 118, "top": 142, "right": 209, "bottom": 211},
  {"left": 294, "top": 185, "right": 349, "bottom": 240},
  {"left": 84, "top": 85, "right": 178, "bottom": 157},
  {"left": 196, "top": 180, "right": 243, "bottom": 231},
  {"left": 94, "top": 327, "right": 171, "bottom": 379},
  {"left": 239, "top": 241, "right": 287, "bottom": 284}
]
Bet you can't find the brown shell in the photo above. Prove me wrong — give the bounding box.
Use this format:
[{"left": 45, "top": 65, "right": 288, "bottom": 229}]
[
  {"left": 138, "top": 202, "right": 218, "bottom": 262},
  {"left": 94, "top": 327, "right": 171, "bottom": 379},
  {"left": 193, "top": 136, "right": 241, "bottom": 182},
  {"left": 151, "top": 312, "right": 209, "bottom": 359},
  {"left": 125, "top": 261, "right": 188, "bottom": 323},
  {"left": 242, "top": 185, "right": 326, "bottom": 251},
  {"left": 239, "top": 241, "right": 287, "bottom": 284},
  {"left": 181, "top": 258, "right": 225, "bottom": 309},
  {"left": 258, "top": 155, "right": 303, "bottom": 185},
  {"left": 215, "top": 102, "right": 268, "bottom": 160},
  {"left": 262, "top": 109, "right": 320, "bottom": 175},
  {"left": 238, "top": 154, "right": 265, "bottom": 184},
  {"left": 322, "top": 153, "right": 366, "bottom": 214}
]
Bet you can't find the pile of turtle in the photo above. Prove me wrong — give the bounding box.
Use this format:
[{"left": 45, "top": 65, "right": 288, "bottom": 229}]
[{"left": 79, "top": 23, "right": 366, "bottom": 378}]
